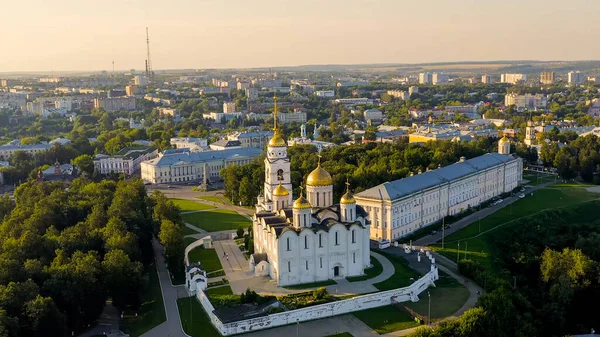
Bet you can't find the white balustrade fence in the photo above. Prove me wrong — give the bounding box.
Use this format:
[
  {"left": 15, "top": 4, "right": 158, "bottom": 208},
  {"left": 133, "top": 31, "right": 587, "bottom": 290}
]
[{"left": 196, "top": 265, "right": 439, "bottom": 336}]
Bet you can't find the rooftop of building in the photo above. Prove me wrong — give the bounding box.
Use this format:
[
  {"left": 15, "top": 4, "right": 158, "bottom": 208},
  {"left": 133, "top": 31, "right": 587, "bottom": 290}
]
[
  {"left": 356, "top": 153, "right": 518, "bottom": 201},
  {"left": 144, "top": 147, "right": 262, "bottom": 167}
]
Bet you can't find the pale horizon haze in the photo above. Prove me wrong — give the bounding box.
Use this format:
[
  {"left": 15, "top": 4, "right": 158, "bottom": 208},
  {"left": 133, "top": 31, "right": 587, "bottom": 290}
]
[{"left": 3, "top": 0, "right": 599, "bottom": 72}]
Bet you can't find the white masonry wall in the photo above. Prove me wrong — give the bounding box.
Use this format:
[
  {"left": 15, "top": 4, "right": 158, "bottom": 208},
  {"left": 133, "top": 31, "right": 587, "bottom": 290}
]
[{"left": 196, "top": 264, "right": 439, "bottom": 336}]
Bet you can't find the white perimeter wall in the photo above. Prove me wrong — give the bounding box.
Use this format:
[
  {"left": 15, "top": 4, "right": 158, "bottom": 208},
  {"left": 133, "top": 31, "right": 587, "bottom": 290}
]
[{"left": 197, "top": 265, "right": 439, "bottom": 336}]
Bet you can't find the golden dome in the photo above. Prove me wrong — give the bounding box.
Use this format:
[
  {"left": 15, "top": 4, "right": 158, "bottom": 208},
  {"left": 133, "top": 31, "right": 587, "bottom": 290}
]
[
  {"left": 499, "top": 136, "right": 510, "bottom": 145},
  {"left": 306, "top": 162, "right": 332, "bottom": 186},
  {"left": 293, "top": 195, "right": 312, "bottom": 209},
  {"left": 340, "top": 192, "right": 355, "bottom": 204},
  {"left": 273, "top": 183, "right": 289, "bottom": 197},
  {"left": 268, "top": 132, "right": 286, "bottom": 147}
]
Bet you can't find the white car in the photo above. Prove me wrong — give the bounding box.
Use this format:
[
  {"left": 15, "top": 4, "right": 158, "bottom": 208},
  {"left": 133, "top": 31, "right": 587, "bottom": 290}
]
[{"left": 519, "top": 194, "right": 525, "bottom": 199}]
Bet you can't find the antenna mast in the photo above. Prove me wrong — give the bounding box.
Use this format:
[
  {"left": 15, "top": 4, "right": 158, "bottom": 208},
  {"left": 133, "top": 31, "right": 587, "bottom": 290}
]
[{"left": 146, "top": 27, "right": 153, "bottom": 83}]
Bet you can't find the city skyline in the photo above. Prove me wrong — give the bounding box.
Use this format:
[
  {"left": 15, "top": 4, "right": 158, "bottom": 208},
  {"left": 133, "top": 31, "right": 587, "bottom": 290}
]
[{"left": 3, "top": 0, "right": 600, "bottom": 72}]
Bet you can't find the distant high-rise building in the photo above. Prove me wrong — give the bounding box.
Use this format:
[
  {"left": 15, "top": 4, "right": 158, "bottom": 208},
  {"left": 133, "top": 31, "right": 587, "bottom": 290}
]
[
  {"left": 540, "top": 71, "right": 555, "bottom": 85},
  {"left": 432, "top": 73, "right": 449, "bottom": 85},
  {"left": 419, "top": 73, "right": 432, "bottom": 84},
  {"left": 0, "top": 79, "right": 9, "bottom": 88},
  {"left": 481, "top": 75, "right": 493, "bottom": 84},
  {"left": 408, "top": 86, "right": 419, "bottom": 96},
  {"left": 504, "top": 93, "right": 547, "bottom": 109},
  {"left": 500, "top": 73, "right": 526, "bottom": 84},
  {"left": 223, "top": 102, "right": 236, "bottom": 113},
  {"left": 568, "top": 71, "right": 586, "bottom": 85},
  {"left": 134, "top": 75, "right": 149, "bottom": 87},
  {"left": 126, "top": 85, "right": 139, "bottom": 96}
]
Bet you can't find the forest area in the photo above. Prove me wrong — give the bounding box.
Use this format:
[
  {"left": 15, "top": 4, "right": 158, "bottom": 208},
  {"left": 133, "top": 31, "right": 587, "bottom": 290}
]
[
  {"left": 410, "top": 200, "right": 600, "bottom": 337},
  {"left": 0, "top": 178, "right": 182, "bottom": 337}
]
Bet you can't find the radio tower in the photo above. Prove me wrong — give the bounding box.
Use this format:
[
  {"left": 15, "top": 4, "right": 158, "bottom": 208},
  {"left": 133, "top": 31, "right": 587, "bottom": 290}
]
[{"left": 145, "top": 27, "right": 154, "bottom": 83}]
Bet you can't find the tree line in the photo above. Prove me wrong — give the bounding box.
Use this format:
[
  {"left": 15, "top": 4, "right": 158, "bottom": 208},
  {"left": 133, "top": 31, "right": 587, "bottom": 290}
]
[
  {"left": 0, "top": 178, "right": 181, "bottom": 337},
  {"left": 410, "top": 200, "right": 600, "bottom": 337},
  {"left": 539, "top": 134, "right": 600, "bottom": 183},
  {"left": 222, "top": 138, "right": 495, "bottom": 205}
]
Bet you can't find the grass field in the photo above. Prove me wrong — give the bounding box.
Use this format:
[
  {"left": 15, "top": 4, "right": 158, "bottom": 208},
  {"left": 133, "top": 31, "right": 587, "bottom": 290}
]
[
  {"left": 347, "top": 257, "right": 383, "bottom": 282},
  {"left": 196, "top": 195, "right": 232, "bottom": 205},
  {"left": 120, "top": 263, "right": 166, "bottom": 337},
  {"left": 352, "top": 305, "right": 419, "bottom": 333},
  {"left": 169, "top": 198, "right": 214, "bottom": 212},
  {"left": 324, "top": 333, "right": 354, "bottom": 337},
  {"left": 522, "top": 172, "right": 557, "bottom": 186},
  {"left": 284, "top": 279, "right": 337, "bottom": 290},
  {"left": 372, "top": 251, "right": 420, "bottom": 291},
  {"left": 188, "top": 246, "right": 223, "bottom": 273},
  {"left": 206, "top": 285, "right": 233, "bottom": 296},
  {"left": 184, "top": 237, "right": 197, "bottom": 247},
  {"left": 432, "top": 186, "right": 599, "bottom": 268},
  {"left": 182, "top": 225, "right": 201, "bottom": 236},
  {"left": 178, "top": 296, "right": 221, "bottom": 337},
  {"left": 182, "top": 209, "right": 251, "bottom": 232},
  {"left": 404, "top": 271, "right": 469, "bottom": 320}
]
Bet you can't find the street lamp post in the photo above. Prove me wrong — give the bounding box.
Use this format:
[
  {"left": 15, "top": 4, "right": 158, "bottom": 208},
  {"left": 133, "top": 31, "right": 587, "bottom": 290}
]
[
  {"left": 478, "top": 216, "right": 481, "bottom": 233},
  {"left": 457, "top": 241, "right": 460, "bottom": 263},
  {"left": 464, "top": 242, "right": 467, "bottom": 259},
  {"left": 441, "top": 216, "right": 445, "bottom": 249},
  {"left": 428, "top": 291, "right": 431, "bottom": 327}
]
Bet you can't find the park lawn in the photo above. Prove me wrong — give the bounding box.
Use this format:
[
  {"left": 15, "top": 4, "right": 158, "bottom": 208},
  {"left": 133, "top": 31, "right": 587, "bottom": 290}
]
[
  {"left": 182, "top": 225, "right": 201, "bottom": 236},
  {"left": 404, "top": 271, "right": 469, "bottom": 320},
  {"left": 169, "top": 198, "right": 215, "bottom": 212},
  {"left": 178, "top": 296, "right": 221, "bottom": 337},
  {"left": 347, "top": 256, "right": 383, "bottom": 282},
  {"left": 206, "top": 285, "right": 233, "bottom": 296},
  {"left": 522, "top": 172, "right": 556, "bottom": 186},
  {"left": 353, "top": 305, "right": 419, "bottom": 334},
  {"left": 196, "top": 195, "right": 232, "bottom": 205},
  {"left": 372, "top": 251, "right": 420, "bottom": 291},
  {"left": 120, "top": 263, "right": 166, "bottom": 337},
  {"left": 324, "top": 333, "right": 354, "bottom": 337},
  {"left": 434, "top": 186, "right": 600, "bottom": 269},
  {"left": 442, "top": 186, "right": 599, "bottom": 243},
  {"left": 182, "top": 209, "right": 251, "bottom": 232},
  {"left": 184, "top": 237, "right": 197, "bottom": 247},
  {"left": 188, "top": 246, "right": 223, "bottom": 273},
  {"left": 283, "top": 279, "right": 337, "bottom": 290}
]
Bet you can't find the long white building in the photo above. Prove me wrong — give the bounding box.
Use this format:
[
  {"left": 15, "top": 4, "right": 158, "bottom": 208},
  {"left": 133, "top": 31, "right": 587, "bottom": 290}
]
[
  {"left": 94, "top": 147, "right": 158, "bottom": 175},
  {"left": 140, "top": 147, "right": 262, "bottom": 184},
  {"left": 355, "top": 152, "right": 522, "bottom": 242}
]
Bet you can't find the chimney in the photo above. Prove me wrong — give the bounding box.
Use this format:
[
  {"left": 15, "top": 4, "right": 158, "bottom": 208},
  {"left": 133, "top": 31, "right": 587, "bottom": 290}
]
[{"left": 459, "top": 156, "right": 466, "bottom": 163}]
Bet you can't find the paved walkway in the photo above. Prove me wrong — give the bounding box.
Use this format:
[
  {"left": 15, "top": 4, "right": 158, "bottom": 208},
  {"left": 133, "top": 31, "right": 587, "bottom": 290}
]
[
  {"left": 326, "top": 251, "right": 396, "bottom": 295},
  {"left": 140, "top": 239, "right": 188, "bottom": 337},
  {"left": 414, "top": 181, "right": 555, "bottom": 247},
  {"left": 239, "top": 313, "right": 378, "bottom": 337},
  {"left": 76, "top": 301, "right": 119, "bottom": 337}
]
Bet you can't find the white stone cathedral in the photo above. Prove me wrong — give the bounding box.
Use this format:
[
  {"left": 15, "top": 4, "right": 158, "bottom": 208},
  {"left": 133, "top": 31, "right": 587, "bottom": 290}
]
[{"left": 250, "top": 98, "right": 371, "bottom": 287}]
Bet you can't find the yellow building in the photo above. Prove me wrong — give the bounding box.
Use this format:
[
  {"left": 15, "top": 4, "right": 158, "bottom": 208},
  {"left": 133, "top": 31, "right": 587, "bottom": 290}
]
[{"left": 408, "top": 128, "right": 461, "bottom": 143}]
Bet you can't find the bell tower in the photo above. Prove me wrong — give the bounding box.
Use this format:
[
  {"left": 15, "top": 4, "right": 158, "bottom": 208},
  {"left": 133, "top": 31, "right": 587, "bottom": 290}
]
[{"left": 262, "top": 94, "right": 292, "bottom": 210}]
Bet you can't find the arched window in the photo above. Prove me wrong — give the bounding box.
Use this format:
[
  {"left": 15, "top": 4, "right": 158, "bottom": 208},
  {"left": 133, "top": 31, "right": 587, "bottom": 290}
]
[
  {"left": 316, "top": 192, "right": 320, "bottom": 206},
  {"left": 277, "top": 169, "right": 284, "bottom": 181},
  {"left": 286, "top": 238, "right": 290, "bottom": 251}
]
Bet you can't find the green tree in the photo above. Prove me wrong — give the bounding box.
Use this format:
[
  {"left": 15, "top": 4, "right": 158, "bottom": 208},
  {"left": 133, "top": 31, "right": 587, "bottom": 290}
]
[
  {"left": 158, "top": 220, "right": 184, "bottom": 277},
  {"left": 102, "top": 249, "right": 143, "bottom": 309},
  {"left": 72, "top": 154, "right": 95, "bottom": 176}
]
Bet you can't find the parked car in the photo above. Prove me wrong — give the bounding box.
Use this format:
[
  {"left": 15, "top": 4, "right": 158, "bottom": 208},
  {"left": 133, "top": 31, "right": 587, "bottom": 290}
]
[
  {"left": 519, "top": 194, "right": 525, "bottom": 199},
  {"left": 430, "top": 230, "right": 437, "bottom": 235}
]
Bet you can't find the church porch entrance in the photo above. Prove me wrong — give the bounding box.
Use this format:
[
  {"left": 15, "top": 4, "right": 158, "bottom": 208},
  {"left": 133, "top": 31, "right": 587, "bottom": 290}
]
[{"left": 334, "top": 266, "right": 340, "bottom": 277}]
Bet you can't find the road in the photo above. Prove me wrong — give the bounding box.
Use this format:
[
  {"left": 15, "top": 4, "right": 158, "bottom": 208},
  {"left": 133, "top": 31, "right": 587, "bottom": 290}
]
[{"left": 414, "top": 181, "right": 555, "bottom": 247}]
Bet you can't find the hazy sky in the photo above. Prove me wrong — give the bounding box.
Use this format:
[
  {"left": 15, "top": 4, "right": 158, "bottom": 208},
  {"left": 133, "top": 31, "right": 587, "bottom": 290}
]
[{"left": 2, "top": 0, "right": 599, "bottom": 72}]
